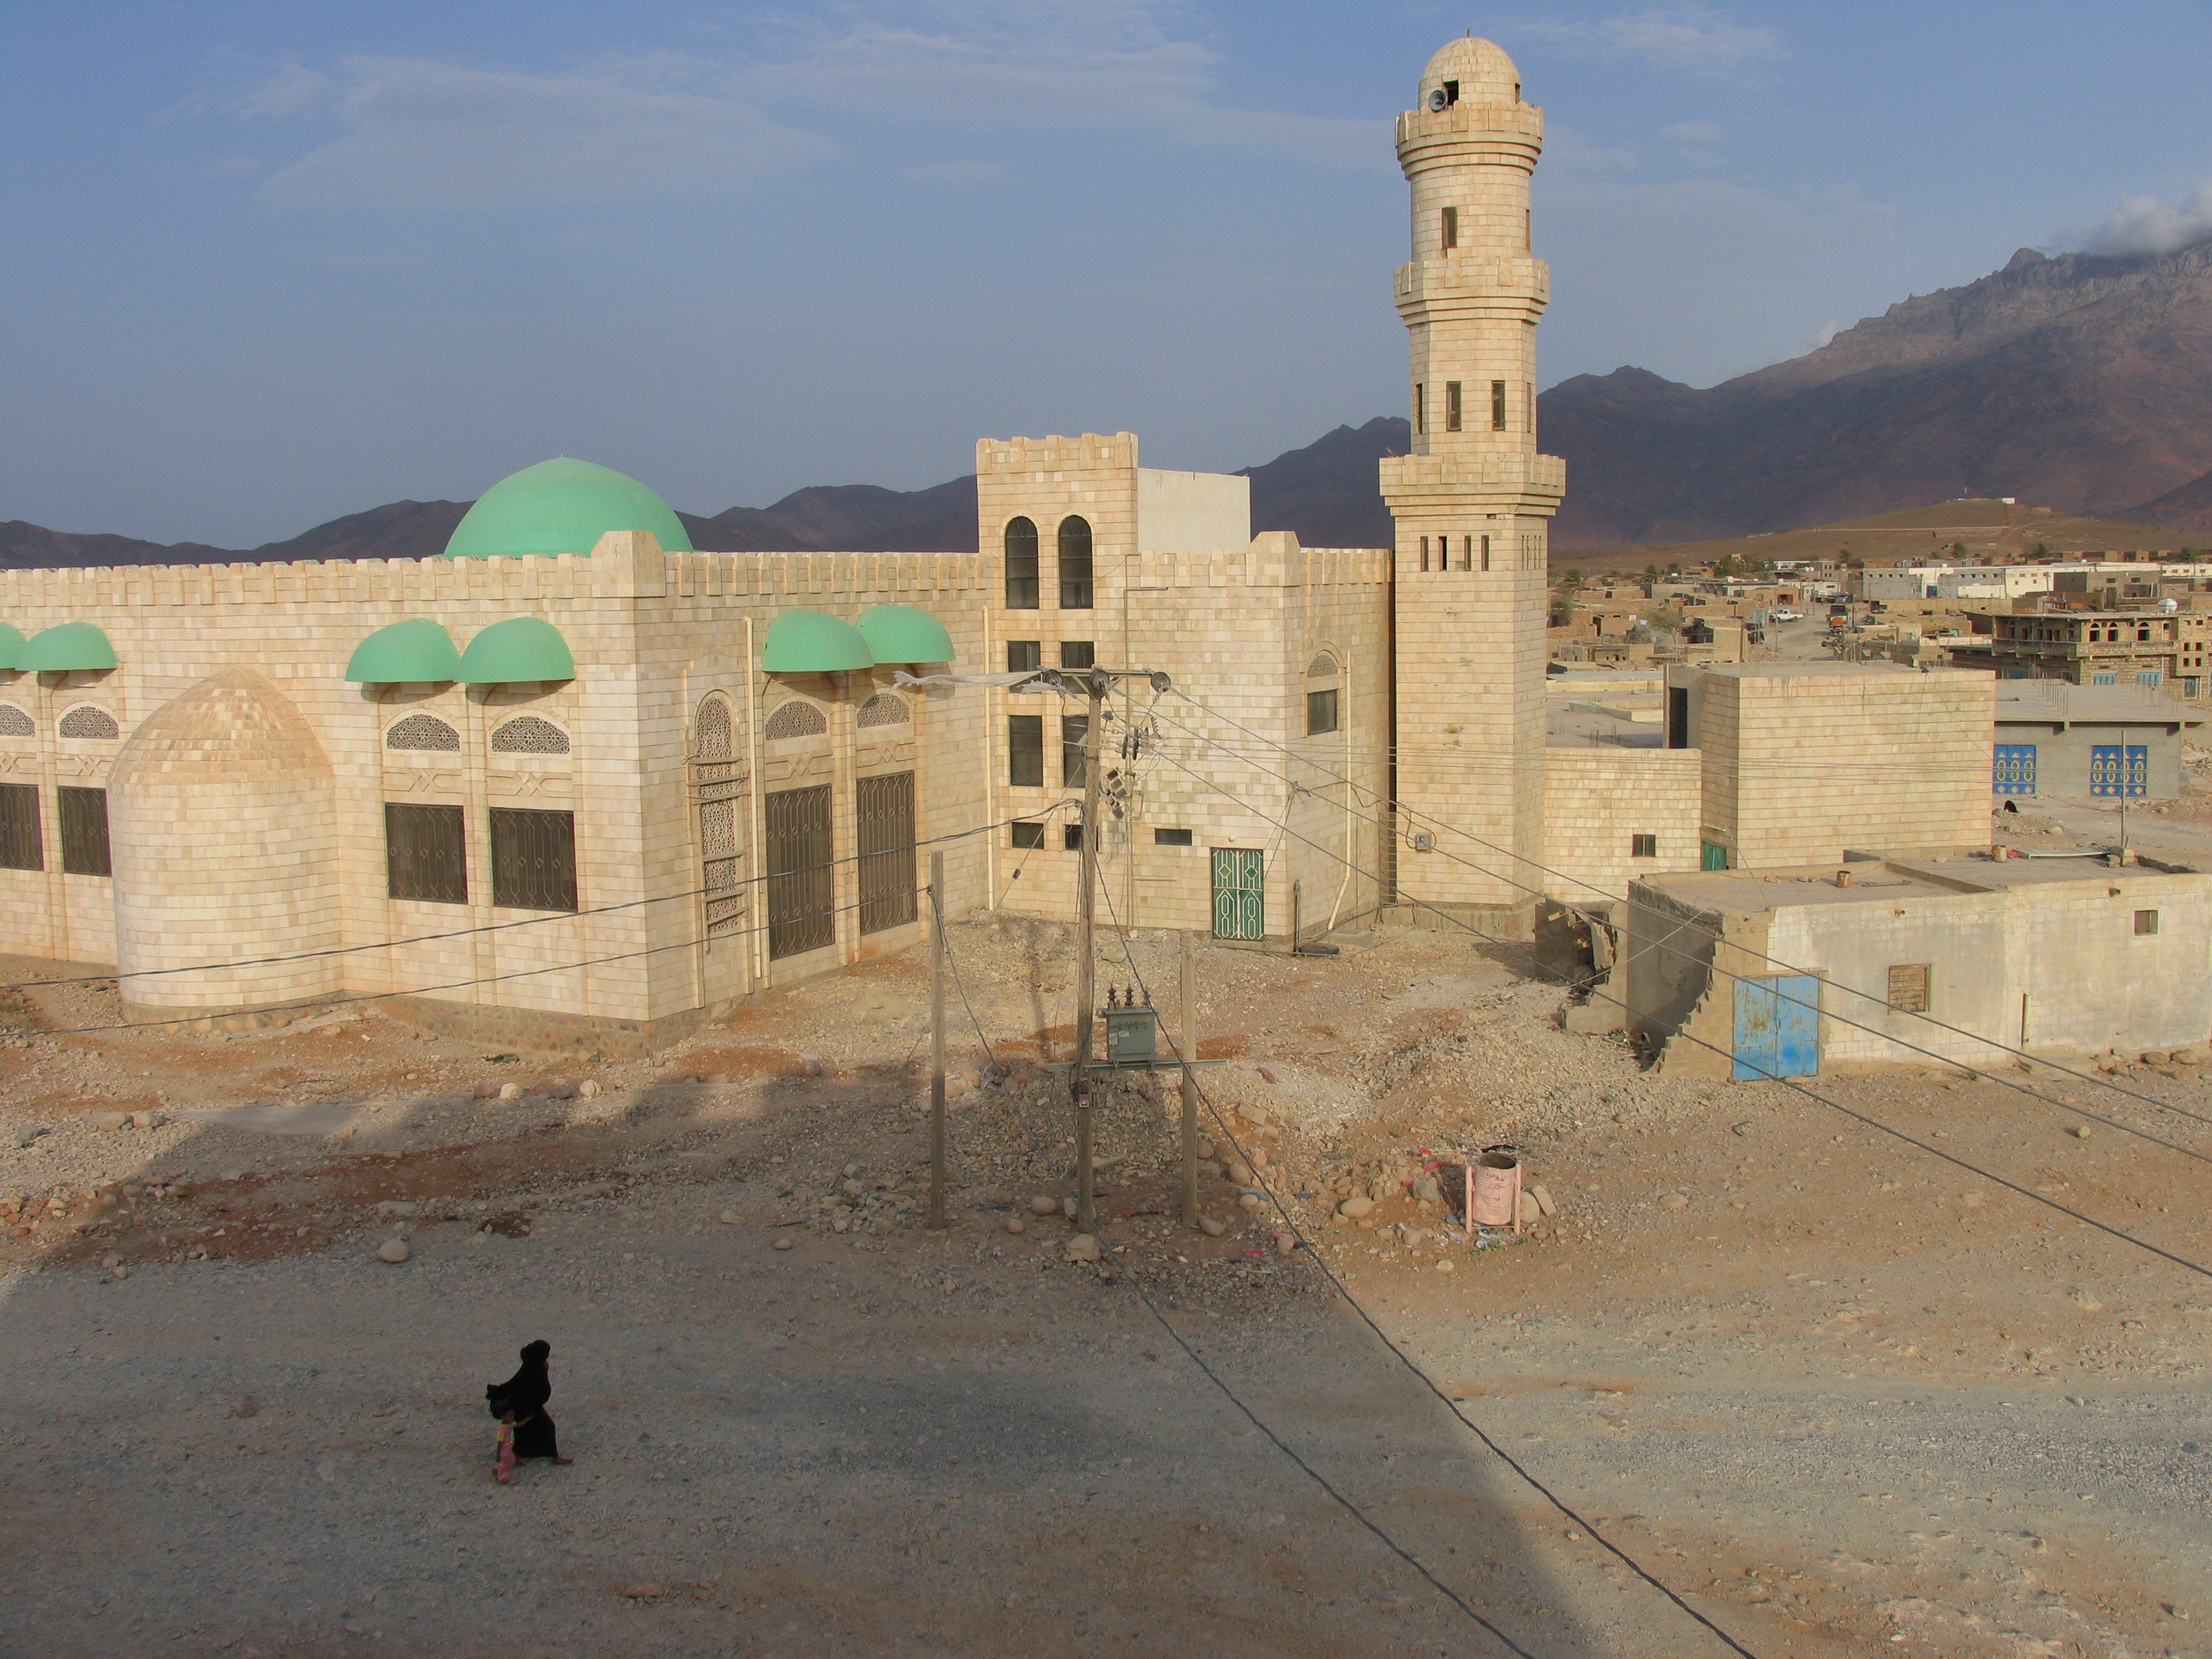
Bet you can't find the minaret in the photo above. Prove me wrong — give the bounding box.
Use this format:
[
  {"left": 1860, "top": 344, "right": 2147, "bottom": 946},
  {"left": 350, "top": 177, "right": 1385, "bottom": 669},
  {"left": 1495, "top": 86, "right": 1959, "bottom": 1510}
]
[{"left": 1379, "top": 36, "right": 1565, "bottom": 923}]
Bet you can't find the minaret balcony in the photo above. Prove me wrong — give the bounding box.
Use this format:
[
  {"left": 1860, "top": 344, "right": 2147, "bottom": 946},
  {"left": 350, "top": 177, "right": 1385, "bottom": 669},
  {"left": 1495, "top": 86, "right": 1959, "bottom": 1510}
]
[
  {"left": 1380, "top": 451, "right": 1566, "bottom": 511},
  {"left": 1394, "top": 257, "right": 1549, "bottom": 320}
]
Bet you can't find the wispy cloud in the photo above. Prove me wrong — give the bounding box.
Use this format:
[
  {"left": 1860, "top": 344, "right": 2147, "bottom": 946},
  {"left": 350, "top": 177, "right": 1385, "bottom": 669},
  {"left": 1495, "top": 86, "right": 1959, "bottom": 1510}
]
[
  {"left": 2068, "top": 180, "right": 2212, "bottom": 257},
  {"left": 188, "top": 2, "right": 1375, "bottom": 213},
  {"left": 1511, "top": 6, "right": 1784, "bottom": 83},
  {"left": 1659, "top": 119, "right": 1723, "bottom": 143}
]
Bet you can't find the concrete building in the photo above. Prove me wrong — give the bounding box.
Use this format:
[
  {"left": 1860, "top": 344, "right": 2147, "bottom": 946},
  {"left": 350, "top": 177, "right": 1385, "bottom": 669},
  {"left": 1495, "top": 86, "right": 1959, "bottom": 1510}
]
[
  {"left": 1992, "top": 682, "right": 2205, "bottom": 801},
  {"left": 1624, "top": 858, "right": 2212, "bottom": 1078},
  {"left": 1976, "top": 609, "right": 2212, "bottom": 701}
]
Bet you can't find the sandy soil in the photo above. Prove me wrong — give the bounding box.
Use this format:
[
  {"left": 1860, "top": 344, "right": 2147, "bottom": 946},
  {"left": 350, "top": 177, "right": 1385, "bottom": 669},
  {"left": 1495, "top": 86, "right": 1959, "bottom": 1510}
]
[{"left": 1, "top": 923, "right": 2207, "bottom": 1657}]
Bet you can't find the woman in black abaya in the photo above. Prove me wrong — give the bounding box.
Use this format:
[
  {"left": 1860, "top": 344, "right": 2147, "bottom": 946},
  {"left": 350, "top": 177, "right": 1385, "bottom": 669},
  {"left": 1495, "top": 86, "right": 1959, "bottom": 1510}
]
[{"left": 486, "top": 1340, "right": 572, "bottom": 1469}]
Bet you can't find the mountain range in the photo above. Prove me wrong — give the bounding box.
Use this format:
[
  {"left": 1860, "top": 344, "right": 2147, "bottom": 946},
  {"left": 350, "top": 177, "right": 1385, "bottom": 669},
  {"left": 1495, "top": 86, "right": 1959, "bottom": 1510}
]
[{"left": 8, "top": 234, "right": 2209, "bottom": 570}]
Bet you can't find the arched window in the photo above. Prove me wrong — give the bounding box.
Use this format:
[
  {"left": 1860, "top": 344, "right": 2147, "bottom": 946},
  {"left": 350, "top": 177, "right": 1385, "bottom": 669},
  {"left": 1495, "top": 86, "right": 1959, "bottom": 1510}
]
[
  {"left": 489, "top": 715, "right": 571, "bottom": 755},
  {"left": 693, "top": 694, "right": 744, "bottom": 937},
  {"left": 857, "top": 693, "right": 910, "bottom": 729},
  {"left": 386, "top": 714, "right": 461, "bottom": 752},
  {"left": 1003, "top": 517, "right": 1040, "bottom": 610},
  {"left": 764, "top": 700, "right": 828, "bottom": 741},
  {"left": 1057, "top": 517, "right": 1094, "bottom": 610},
  {"left": 693, "top": 693, "right": 733, "bottom": 763},
  {"left": 1306, "top": 653, "right": 1340, "bottom": 680},
  {"left": 58, "top": 705, "right": 119, "bottom": 740},
  {"left": 0, "top": 705, "right": 35, "bottom": 737}
]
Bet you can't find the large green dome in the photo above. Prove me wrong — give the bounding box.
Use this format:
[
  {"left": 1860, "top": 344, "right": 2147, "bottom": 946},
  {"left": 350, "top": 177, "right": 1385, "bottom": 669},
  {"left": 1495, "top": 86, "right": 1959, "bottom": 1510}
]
[{"left": 442, "top": 457, "right": 694, "bottom": 559}]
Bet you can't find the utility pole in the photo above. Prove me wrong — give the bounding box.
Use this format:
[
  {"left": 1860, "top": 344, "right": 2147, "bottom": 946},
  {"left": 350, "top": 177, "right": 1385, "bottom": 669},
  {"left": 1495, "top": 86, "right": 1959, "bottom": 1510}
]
[
  {"left": 1179, "top": 926, "right": 1198, "bottom": 1230},
  {"left": 928, "top": 849, "right": 948, "bottom": 1232},
  {"left": 1071, "top": 668, "right": 1105, "bottom": 1224}
]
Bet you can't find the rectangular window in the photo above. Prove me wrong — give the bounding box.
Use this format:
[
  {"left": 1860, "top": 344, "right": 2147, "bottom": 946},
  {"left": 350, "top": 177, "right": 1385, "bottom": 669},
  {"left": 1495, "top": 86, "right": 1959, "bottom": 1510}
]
[
  {"left": 1059, "top": 544, "right": 1094, "bottom": 611},
  {"left": 763, "top": 786, "right": 833, "bottom": 959},
  {"left": 1153, "top": 827, "right": 1193, "bottom": 846},
  {"left": 1058, "top": 641, "right": 1094, "bottom": 670},
  {"left": 1007, "top": 714, "right": 1044, "bottom": 787},
  {"left": 1480, "top": 534, "right": 1491, "bottom": 572},
  {"left": 1010, "top": 820, "right": 1046, "bottom": 849},
  {"left": 856, "top": 771, "right": 917, "bottom": 935},
  {"left": 489, "top": 807, "right": 576, "bottom": 911},
  {"left": 1491, "top": 380, "right": 1508, "bottom": 430},
  {"left": 1667, "top": 687, "right": 1691, "bottom": 749},
  {"left": 1005, "top": 640, "right": 1041, "bottom": 673},
  {"left": 1004, "top": 530, "right": 1039, "bottom": 610},
  {"left": 2138, "top": 670, "right": 2163, "bottom": 687},
  {"left": 1440, "top": 205, "right": 1458, "bottom": 250},
  {"left": 2091, "top": 672, "right": 2118, "bottom": 686},
  {"left": 1525, "top": 380, "right": 1534, "bottom": 434},
  {"left": 1414, "top": 383, "right": 1425, "bottom": 435},
  {"left": 2136, "top": 909, "right": 2161, "bottom": 936},
  {"left": 1886, "top": 963, "right": 1932, "bottom": 1013},
  {"left": 1445, "top": 380, "right": 1463, "bottom": 432},
  {"left": 1630, "top": 833, "right": 1656, "bottom": 858},
  {"left": 58, "top": 787, "right": 110, "bottom": 878},
  {"left": 0, "top": 783, "right": 40, "bottom": 872},
  {"left": 1306, "top": 687, "right": 1339, "bottom": 735},
  {"left": 384, "top": 803, "right": 466, "bottom": 904},
  {"left": 1418, "top": 535, "right": 1431, "bottom": 572},
  {"left": 1061, "top": 714, "right": 1088, "bottom": 787},
  {"left": 1460, "top": 535, "right": 1473, "bottom": 571},
  {"left": 1064, "top": 824, "right": 1084, "bottom": 851}
]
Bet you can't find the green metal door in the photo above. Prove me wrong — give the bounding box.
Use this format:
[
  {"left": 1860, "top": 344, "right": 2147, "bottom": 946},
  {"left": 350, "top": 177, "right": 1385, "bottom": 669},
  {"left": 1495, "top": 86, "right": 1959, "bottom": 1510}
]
[{"left": 1210, "top": 849, "right": 1264, "bottom": 940}]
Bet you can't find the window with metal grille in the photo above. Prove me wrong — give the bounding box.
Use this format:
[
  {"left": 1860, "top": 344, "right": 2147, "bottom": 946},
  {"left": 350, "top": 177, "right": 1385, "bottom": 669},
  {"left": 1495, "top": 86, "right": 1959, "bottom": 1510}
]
[
  {"left": 1445, "top": 381, "right": 1463, "bottom": 432},
  {"left": 856, "top": 772, "right": 917, "bottom": 935},
  {"left": 489, "top": 808, "right": 576, "bottom": 911},
  {"left": 1154, "top": 827, "right": 1192, "bottom": 846},
  {"left": 58, "top": 787, "right": 110, "bottom": 878},
  {"left": 764, "top": 701, "right": 827, "bottom": 741},
  {"left": 2136, "top": 910, "right": 2160, "bottom": 937},
  {"left": 1306, "top": 688, "right": 1339, "bottom": 735},
  {"left": 1059, "top": 641, "right": 1094, "bottom": 670},
  {"left": 1491, "top": 380, "right": 1507, "bottom": 430},
  {"left": 693, "top": 694, "right": 746, "bottom": 937},
  {"left": 386, "top": 714, "right": 460, "bottom": 752},
  {"left": 489, "top": 715, "right": 570, "bottom": 754},
  {"left": 1440, "top": 205, "right": 1457, "bottom": 250},
  {"left": 385, "top": 803, "right": 467, "bottom": 903},
  {"left": 1004, "top": 517, "right": 1040, "bottom": 609},
  {"left": 1006, "top": 641, "right": 1041, "bottom": 673},
  {"left": 1010, "top": 821, "right": 1046, "bottom": 849},
  {"left": 1058, "top": 517, "right": 1094, "bottom": 610},
  {"left": 1886, "top": 964, "right": 1931, "bottom": 1013},
  {"left": 0, "top": 705, "right": 31, "bottom": 737},
  {"left": 1008, "top": 715, "right": 1043, "bottom": 787},
  {"left": 0, "top": 783, "right": 40, "bottom": 871},
  {"left": 1061, "top": 714, "right": 1087, "bottom": 787},
  {"left": 58, "top": 705, "right": 118, "bottom": 740},
  {"left": 764, "top": 784, "right": 833, "bottom": 959},
  {"left": 856, "top": 694, "right": 909, "bottom": 728},
  {"left": 1631, "top": 833, "right": 1656, "bottom": 858}
]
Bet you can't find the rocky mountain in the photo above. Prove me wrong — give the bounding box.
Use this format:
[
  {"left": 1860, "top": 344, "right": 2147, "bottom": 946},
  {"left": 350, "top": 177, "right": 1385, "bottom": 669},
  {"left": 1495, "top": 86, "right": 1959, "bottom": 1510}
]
[{"left": 1538, "top": 235, "right": 2212, "bottom": 547}]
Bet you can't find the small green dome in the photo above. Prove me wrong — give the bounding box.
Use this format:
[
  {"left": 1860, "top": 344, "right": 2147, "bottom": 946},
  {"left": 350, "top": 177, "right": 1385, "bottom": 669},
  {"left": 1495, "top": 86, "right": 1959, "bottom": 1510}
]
[
  {"left": 458, "top": 617, "right": 575, "bottom": 684},
  {"left": 0, "top": 624, "right": 24, "bottom": 672},
  {"left": 443, "top": 457, "right": 694, "bottom": 560},
  {"left": 856, "top": 604, "right": 955, "bottom": 664},
  {"left": 345, "top": 618, "right": 461, "bottom": 683},
  {"left": 761, "top": 610, "right": 873, "bottom": 673},
  {"left": 19, "top": 621, "right": 116, "bottom": 672}
]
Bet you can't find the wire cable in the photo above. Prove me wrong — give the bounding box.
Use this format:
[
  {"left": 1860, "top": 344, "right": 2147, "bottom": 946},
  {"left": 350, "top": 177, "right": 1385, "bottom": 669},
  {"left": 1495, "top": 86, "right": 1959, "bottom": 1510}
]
[
  {"left": 928, "top": 887, "right": 1548, "bottom": 1659},
  {"left": 1155, "top": 692, "right": 2212, "bottom": 1146},
  {"left": 1141, "top": 733, "right": 2212, "bottom": 1284}
]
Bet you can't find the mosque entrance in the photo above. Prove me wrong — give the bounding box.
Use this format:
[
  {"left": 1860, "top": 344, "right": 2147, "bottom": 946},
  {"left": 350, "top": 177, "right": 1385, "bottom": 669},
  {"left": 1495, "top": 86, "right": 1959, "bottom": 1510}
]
[{"left": 1210, "top": 848, "right": 1265, "bottom": 941}]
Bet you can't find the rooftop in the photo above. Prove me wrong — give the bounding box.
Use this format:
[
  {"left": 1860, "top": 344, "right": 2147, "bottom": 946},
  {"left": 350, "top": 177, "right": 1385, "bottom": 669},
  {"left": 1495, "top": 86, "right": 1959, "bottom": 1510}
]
[
  {"left": 1995, "top": 682, "right": 2204, "bottom": 726},
  {"left": 1637, "top": 855, "right": 2195, "bottom": 913}
]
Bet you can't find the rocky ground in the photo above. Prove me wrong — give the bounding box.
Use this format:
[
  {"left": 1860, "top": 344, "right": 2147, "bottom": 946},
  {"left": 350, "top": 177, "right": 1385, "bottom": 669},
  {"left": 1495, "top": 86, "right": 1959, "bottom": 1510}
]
[{"left": 1, "top": 921, "right": 2208, "bottom": 1658}]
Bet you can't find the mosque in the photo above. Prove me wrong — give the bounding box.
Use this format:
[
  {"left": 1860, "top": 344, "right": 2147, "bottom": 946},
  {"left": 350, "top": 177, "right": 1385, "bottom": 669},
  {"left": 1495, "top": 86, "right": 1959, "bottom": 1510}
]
[{"left": 0, "top": 40, "right": 1989, "bottom": 1050}]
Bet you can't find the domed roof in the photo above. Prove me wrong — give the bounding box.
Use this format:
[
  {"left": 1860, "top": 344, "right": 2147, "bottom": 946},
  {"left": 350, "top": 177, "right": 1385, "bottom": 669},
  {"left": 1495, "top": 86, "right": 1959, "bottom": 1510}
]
[
  {"left": 111, "top": 668, "right": 332, "bottom": 784},
  {"left": 442, "top": 457, "right": 694, "bottom": 560},
  {"left": 1421, "top": 35, "right": 1521, "bottom": 104}
]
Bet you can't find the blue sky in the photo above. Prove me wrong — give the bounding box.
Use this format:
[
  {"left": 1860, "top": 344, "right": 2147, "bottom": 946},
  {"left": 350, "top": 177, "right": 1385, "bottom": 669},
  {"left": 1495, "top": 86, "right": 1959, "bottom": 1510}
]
[{"left": 4, "top": 0, "right": 2209, "bottom": 546}]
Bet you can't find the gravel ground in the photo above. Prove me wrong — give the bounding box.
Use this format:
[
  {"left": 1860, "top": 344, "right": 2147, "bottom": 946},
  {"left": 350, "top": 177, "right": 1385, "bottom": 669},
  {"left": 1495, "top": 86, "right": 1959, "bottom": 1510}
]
[{"left": 1, "top": 923, "right": 2208, "bottom": 1656}]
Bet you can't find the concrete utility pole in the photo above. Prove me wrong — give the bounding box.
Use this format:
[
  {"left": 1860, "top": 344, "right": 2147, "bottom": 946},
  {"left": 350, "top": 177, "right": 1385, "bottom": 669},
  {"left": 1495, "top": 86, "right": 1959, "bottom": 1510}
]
[
  {"left": 1071, "top": 668, "right": 1106, "bottom": 1223},
  {"left": 928, "top": 849, "right": 948, "bottom": 1233},
  {"left": 1179, "top": 926, "right": 1198, "bottom": 1230}
]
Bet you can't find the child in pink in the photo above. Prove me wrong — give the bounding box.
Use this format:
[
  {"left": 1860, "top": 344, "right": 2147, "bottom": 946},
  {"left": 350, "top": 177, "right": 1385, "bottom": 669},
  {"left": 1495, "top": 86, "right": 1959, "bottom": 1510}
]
[{"left": 493, "top": 1413, "right": 517, "bottom": 1485}]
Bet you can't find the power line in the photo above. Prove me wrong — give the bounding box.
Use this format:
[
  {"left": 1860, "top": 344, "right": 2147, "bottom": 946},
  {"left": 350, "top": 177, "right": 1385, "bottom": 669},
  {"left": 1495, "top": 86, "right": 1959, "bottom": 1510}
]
[
  {"left": 927, "top": 887, "right": 1549, "bottom": 1659},
  {"left": 1141, "top": 733, "right": 2212, "bottom": 1285},
  {"left": 1156, "top": 691, "right": 2212, "bottom": 1145}
]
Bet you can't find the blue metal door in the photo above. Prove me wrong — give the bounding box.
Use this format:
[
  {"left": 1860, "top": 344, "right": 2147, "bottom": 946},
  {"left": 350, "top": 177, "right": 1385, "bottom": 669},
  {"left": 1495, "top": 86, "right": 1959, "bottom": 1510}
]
[
  {"left": 1733, "top": 975, "right": 1819, "bottom": 1080},
  {"left": 1992, "top": 743, "right": 2037, "bottom": 795},
  {"left": 2089, "top": 745, "right": 2147, "bottom": 797}
]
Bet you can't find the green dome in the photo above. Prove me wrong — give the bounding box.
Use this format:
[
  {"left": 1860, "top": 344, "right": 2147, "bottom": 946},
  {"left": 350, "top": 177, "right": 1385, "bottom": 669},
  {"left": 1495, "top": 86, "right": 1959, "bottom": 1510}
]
[
  {"left": 442, "top": 457, "right": 694, "bottom": 560},
  {"left": 0, "top": 624, "right": 24, "bottom": 672},
  {"left": 458, "top": 617, "right": 575, "bottom": 684},
  {"left": 345, "top": 618, "right": 461, "bottom": 683},
  {"left": 19, "top": 621, "right": 116, "bottom": 672},
  {"left": 856, "top": 604, "right": 955, "bottom": 664},
  {"left": 761, "top": 610, "right": 873, "bottom": 673}
]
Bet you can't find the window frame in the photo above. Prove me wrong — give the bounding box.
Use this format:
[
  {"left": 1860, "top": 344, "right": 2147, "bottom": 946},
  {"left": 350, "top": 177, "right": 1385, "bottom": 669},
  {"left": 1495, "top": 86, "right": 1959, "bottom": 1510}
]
[
  {"left": 1153, "top": 827, "right": 1193, "bottom": 847},
  {"left": 1010, "top": 821, "right": 1047, "bottom": 849},
  {"left": 384, "top": 802, "right": 468, "bottom": 904},
  {"left": 488, "top": 806, "right": 577, "bottom": 912},
  {"left": 1445, "top": 380, "right": 1463, "bottom": 433},
  {"left": 1005, "top": 640, "right": 1041, "bottom": 673},
  {"left": 1630, "top": 833, "right": 1656, "bottom": 859},
  {"left": 1057, "top": 517, "right": 1094, "bottom": 610},
  {"left": 1305, "top": 687, "right": 1340, "bottom": 736},
  {"left": 1007, "top": 714, "right": 1044, "bottom": 787},
  {"left": 57, "top": 786, "right": 111, "bottom": 879},
  {"left": 1003, "top": 516, "right": 1040, "bottom": 610},
  {"left": 1061, "top": 714, "right": 1088, "bottom": 787},
  {"left": 0, "top": 781, "right": 41, "bottom": 872}
]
